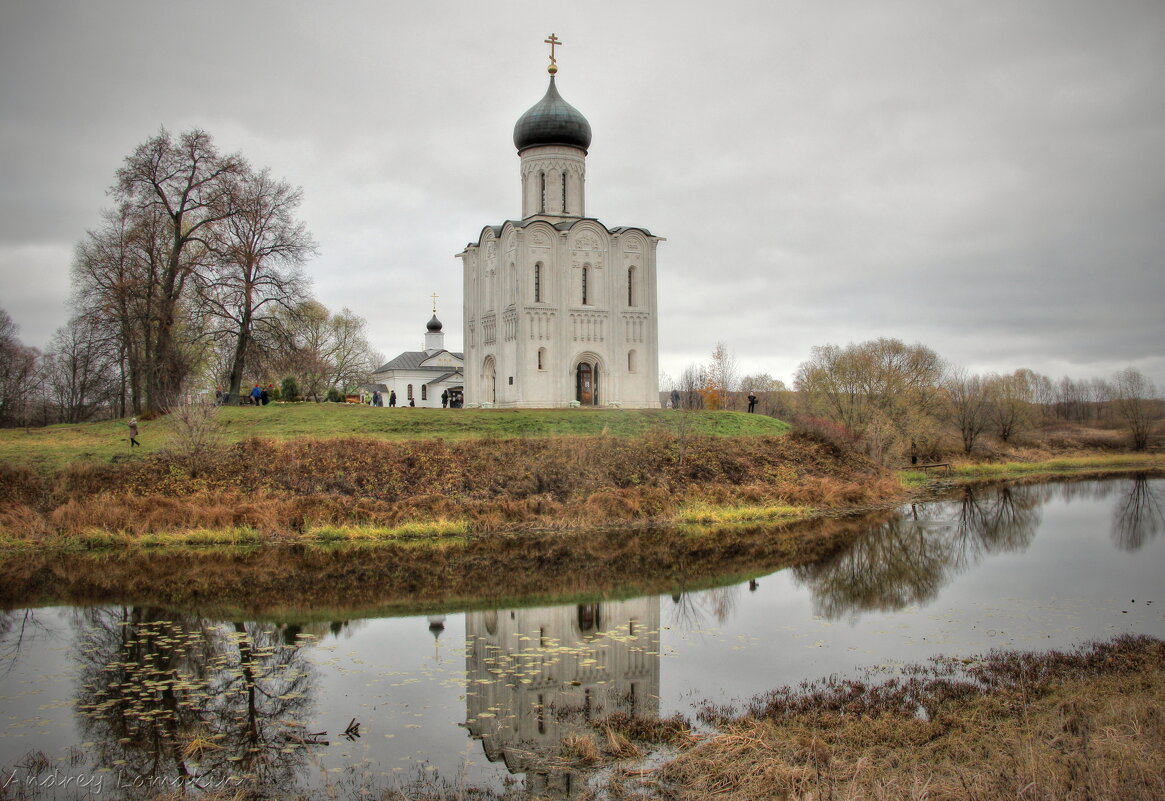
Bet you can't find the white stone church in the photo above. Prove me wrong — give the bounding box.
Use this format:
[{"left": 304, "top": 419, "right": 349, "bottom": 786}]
[{"left": 458, "top": 40, "right": 662, "bottom": 408}]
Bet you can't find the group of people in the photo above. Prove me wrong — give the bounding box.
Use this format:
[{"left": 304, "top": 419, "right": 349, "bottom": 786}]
[
  {"left": 369, "top": 390, "right": 401, "bottom": 407},
  {"left": 367, "top": 388, "right": 463, "bottom": 408}
]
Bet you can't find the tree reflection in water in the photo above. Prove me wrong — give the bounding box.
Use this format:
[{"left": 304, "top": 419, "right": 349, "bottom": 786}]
[
  {"left": 1112, "top": 475, "right": 1165, "bottom": 551},
  {"left": 793, "top": 485, "right": 1043, "bottom": 621},
  {"left": 667, "top": 584, "right": 741, "bottom": 630},
  {"left": 72, "top": 607, "right": 318, "bottom": 797}
]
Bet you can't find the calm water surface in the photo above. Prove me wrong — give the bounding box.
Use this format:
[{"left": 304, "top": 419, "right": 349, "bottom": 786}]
[{"left": 1, "top": 477, "right": 1163, "bottom": 798}]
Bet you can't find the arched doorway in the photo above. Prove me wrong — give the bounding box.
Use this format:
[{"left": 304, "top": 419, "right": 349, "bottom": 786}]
[
  {"left": 482, "top": 356, "right": 496, "bottom": 403},
  {"left": 575, "top": 361, "right": 599, "bottom": 405}
]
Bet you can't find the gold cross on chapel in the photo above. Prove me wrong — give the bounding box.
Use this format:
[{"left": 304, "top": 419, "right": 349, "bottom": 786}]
[
  {"left": 545, "top": 33, "right": 562, "bottom": 73},
  {"left": 430, "top": 292, "right": 439, "bottom": 314}
]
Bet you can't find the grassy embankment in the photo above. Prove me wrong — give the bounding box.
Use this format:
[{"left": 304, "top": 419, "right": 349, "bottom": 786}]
[
  {"left": 900, "top": 452, "right": 1165, "bottom": 488},
  {"left": 1, "top": 404, "right": 1162, "bottom": 552},
  {"left": 0, "top": 403, "right": 781, "bottom": 471},
  {"left": 1, "top": 404, "right": 893, "bottom": 552}
]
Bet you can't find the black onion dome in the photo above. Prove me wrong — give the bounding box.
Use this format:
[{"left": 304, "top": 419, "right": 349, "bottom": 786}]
[
  {"left": 513, "top": 77, "right": 592, "bottom": 153},
  {"left": 426, "top": 314, "right": 442, "bottom": 332}
]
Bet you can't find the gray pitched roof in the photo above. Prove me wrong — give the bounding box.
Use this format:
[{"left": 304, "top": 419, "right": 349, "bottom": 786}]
[{"left": 374, "top": 350, "right": 464, "bottom": 373}]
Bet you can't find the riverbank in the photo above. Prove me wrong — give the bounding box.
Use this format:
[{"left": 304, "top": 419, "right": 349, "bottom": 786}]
[
  {"left": 0, "top": 423, "right": 901, "bottom": 551},
  {"left": 592, "top": 634, "right": 1165, "bottom": 801},
  {"left": 3, "top": 407, "right": 1162, "bottom": 553}
]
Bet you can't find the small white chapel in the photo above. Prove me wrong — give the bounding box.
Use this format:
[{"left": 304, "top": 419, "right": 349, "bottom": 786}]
[
  {"left": 368, "top": 308, "right": 464, "bottom": 408},
  {"left": 458, "top": 35, "right": 662, "bottom": 408}
]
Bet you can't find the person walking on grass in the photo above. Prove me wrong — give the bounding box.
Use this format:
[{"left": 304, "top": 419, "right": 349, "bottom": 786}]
[
  {"left": 250, "top": 384, "right": 262, "bottom": 405},
  {"left": 128, "top": 417, "right": 140, "bottom": 447}
]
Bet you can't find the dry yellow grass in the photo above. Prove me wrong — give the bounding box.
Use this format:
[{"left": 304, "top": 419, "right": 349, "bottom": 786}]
[{"left": 646, "top": 635, "right": 1165, "bottom": 801}]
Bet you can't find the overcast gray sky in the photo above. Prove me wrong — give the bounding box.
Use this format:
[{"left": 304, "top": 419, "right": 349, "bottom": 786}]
[{"left": 2, "top": 0, "right": 1163, "bottom": 388}]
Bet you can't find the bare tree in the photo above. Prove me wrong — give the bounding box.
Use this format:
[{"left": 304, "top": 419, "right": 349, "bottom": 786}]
[
  {"left": 946, "top": 368, "right": 992, "bottom": 455},
  {"left": 202, "top": 167, "right": 315, "bottom": 405},
  {"left": 986, "top": 370, "right": 1035, "bottom": 443},
  {"left": 794, "top": 338, "right": 946, "bottom": 463},
  {"left": 112, "top": 128, "right": 244, "bottom": 412},
  {"left": 44, "top": 316, "right": 119, "bottom": 423},
  {"left": 704, "top": 341, "right": 738, "bottom": 410},
  {"left": 72, "top": 208, "right": 156, "bottom": 416},
  {"left": 1111, "top": 367, "right": 1158, "bottom": 451},
  {"left": 1023, "top": 368, "right": 1056, "bottom": 421},
  {"left": 676, "top": 362, "right": 706, "bottom": 410},
  {"left": 271, "top": 301, "right": 377, "bottom": 400},
  {"left": 0, "top": 308, "right": 41, "bottom": 427}
]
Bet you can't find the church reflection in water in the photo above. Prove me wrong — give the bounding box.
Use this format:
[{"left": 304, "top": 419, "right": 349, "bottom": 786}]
[{"left": 463, "top": 598, "right": 660, "bottom": 797}]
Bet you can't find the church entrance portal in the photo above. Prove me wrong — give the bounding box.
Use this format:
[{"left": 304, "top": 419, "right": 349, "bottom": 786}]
[
  {"left": 483, "top": 357, "right": 496, "bottom": 404},
  {"left": 575, "top": 362, "right": 598, "bottom": 406}
]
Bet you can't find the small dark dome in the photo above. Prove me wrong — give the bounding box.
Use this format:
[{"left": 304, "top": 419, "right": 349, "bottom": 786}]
[
  {"left": 426, "top": 314, "right": 442, "bottom": 332},
  {"left": 513, "top": 77, "right": 592, "bottom": 153}
]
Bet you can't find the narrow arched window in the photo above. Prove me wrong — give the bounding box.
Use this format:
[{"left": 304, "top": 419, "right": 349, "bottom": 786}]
[
  {"left": 627, "top": 266, "right": 635, "bottom": 306},
  {"left": 407, "top": 384, "right": 413, "bottom": 400},
  {"left": 534, "top": 263, "right": 542, "bottom": 303},
  {"left": 538, "top": 347, "right": 546, "bottom": 370},
  {"left": 421, "top": 385, "right": 428, "bottom": 401},
  {"left": 539, "top": 172, "right": 546, "bottom": 213},
  {"left": 581, "top": 266, "right": 589, "bottom": 305},
  {"left": 561, "top": 170, "right": 568, "bottom": 212},
  {"left": 628, "top": 349, "right": 637, "bottom": 372}
]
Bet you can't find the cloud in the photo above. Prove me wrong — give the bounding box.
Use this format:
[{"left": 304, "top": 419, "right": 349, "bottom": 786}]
[{"left": 1, "top": 0, "right": 1162, "bottom": 389}]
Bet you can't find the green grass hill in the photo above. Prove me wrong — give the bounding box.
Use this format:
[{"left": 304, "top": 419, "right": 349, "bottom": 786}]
[{"left": 0, "top": 403, "right": 789, "bottom": 471}]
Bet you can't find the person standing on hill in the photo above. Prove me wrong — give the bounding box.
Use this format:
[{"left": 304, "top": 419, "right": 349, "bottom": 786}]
[
  {"left": 128, "top": 417, "right": 140, "bottom": 447},
  {"left": 389, "top": 390, "right": 397, "bottom": 407},
  {"left": 747, "top": 392, "right": 757, "bottom": 413}
]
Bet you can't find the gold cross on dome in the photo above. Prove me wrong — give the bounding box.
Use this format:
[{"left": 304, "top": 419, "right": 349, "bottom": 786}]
[
  {"left": 430, "top": 292, "right": 439, "bottom": 314},
  {"left": 544, "top": 33, "right": 562, "bottom": 68}
]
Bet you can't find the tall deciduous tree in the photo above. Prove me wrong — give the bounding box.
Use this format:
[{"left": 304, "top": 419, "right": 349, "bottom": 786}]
[
  {"left": 0, "top": 309, "right": 41, "bottom": 427},
  {"left": 112, "top": 128, "right": 244, "bottom": 413},
  {"left": 1111, "top": 367, "right": 1158, "bottom": 451},
  {"left": 72, "top": 207, "right": 158, "bottom": 417},
  {"left": 987, "top": 370, "right": 1036, "bottom": 443},
  {"left": 44, "top": 316, "right": 119, "bottom": 423},
  {"left": 202, "top": 168, "right": 315, "bottom": 405},
  {"left": 946, "top": 369, "right": 992, "bottom": 454}
]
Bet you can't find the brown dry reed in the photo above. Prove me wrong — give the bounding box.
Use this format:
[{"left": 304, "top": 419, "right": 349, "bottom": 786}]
[
  {"left": 0, "top": 431, "right": 903, "bottom": 544},
  {"left": 651, "top": 634, "right": 1165, "bottom": 801}
]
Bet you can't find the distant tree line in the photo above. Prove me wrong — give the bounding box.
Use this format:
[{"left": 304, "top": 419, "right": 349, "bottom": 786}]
[
  {"left": 665, "top": 338, "right": 1162, "bottom": 460},
  {"left": 0, "top": 128, "right": 382, "bottom": 427}
]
